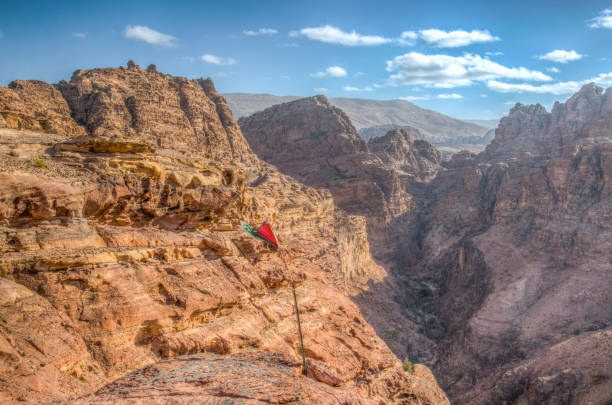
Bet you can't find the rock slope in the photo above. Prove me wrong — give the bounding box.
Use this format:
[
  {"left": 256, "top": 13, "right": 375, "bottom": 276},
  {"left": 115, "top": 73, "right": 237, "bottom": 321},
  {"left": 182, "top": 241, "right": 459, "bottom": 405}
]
[
  {"left": 238, "top": 84, "right": 612, "bottom": 405},
  {"left": 409, "top": 84, "right": 612, "bottom": 404},
  {"left": 0, "top": 63, "right": 448, "bottom": 404},
  {"left": 239, "top": 96, "right": 444, "bottom": 363}
]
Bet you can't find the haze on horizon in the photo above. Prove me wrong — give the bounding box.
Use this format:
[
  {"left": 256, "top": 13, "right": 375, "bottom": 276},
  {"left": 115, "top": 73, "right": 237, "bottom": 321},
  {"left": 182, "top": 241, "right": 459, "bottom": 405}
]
[{"left": 0, "top": 0, "right": 610, "bottom": 119}]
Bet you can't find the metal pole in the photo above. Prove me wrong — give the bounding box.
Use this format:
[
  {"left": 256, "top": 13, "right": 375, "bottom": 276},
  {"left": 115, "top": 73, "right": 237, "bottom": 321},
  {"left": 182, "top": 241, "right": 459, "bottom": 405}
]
[{"left": 281, "top": 251, "right": 314, "bottom": 380}]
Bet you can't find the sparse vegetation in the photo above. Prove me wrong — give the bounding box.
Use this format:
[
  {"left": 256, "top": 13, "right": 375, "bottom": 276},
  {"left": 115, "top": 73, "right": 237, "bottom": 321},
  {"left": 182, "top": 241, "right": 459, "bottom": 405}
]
[
  {"left": 92, "top": 82, "right": 111, "bottom": 93},
  {"left": 34, "top": 158, "right": 45, "bottom": 169},
  {"left": 9, "top": 149, "right": 19, "bottom": 157},
  {"left": 385, "top": 327, "right": 400, "bottom": 342},
  {"left": 403, "top": 358, "right": 414, "bottom": 374}
]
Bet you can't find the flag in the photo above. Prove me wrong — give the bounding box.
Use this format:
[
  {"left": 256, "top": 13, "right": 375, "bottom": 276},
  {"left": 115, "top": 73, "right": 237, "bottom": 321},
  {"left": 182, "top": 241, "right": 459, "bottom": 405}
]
[{"left": 242, "top": 221, "right": 279, "bottom": 249}]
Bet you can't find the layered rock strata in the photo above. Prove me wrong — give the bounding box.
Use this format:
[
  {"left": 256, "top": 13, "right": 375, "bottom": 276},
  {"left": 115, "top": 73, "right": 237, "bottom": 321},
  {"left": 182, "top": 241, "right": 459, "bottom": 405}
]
[
  {"left": 409, "top": 84, "right": 612, "bottom": 404},
  {"left": 239, "top": 85, "right": 612, "bottom": 405},
  {"left": 0, "top": 64, "right": 448, "bottom": 404},
  {"left": 239, "top": 97, "right": 444, "bottom": 363}
]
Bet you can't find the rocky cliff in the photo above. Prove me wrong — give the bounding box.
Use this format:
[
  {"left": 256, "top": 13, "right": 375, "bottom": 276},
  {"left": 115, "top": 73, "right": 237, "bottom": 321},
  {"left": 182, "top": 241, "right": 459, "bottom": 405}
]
[
  {"left": 367, "top": 128, "right": 442, "bottom": 182},
  {"left": 239, "top": 96, "right": 444, "bottom": 364},
  {"left": 238, "top": 85, "right": 612, "bottom": 405},
  {"left": 408, "top": 83, "right": 612, "bottom": 404},
  {"left": 0, "top": 63, "right": 448, "bottom": 404},
  {"left": 238, "top": 96, "right": 442, "bottom": 236}
]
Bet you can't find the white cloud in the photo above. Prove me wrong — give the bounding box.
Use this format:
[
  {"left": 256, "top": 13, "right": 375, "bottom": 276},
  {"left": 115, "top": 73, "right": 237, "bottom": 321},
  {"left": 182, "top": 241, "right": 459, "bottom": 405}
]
[
  {"left": 399, "top": 95, "right": 430, "bottom": 101},
  {"left": 419, "top": 29, "right": 500, "bottom": 48},
  {"left": 201, "top": 54, "right": 236, "bottom": 66},
  {"left": 398, "top": 31, "right": 418, "bottom": 45},
  {"left": 538, "top": 49, "right": 583, "bottom": 63},
  {"left": 504, "top": 101, "right": 517, "bottom": 106},
  {"left": 547, "top": 67, "right": 560, "bottom": 73},
  {"left": 72, "top": 32, "right": 87, "bottom": 38},
  {"left": 385, "top": 52, "right": 551, "bottom": 88},
  {"left": 280, "top": 75, "right": 290, "bottom": 79},
  {"left": 343, "top": 86, "right": 373, "bottom": 92},
  {"left": 488, "top": 81, "right": 581, "bottom": 95},
  {"left": 589, "top": 8, "right": 612, "bottom": 29},
  {"left": 480, "top": 94, "right": 489, "bottom": 98},
  {"left": 294, "top": 25, "right": 391, "bottom": 46},
  {"left": 311, "top": 66, "right": 347, "bottom": 78},
  {"left": 243, "top": 28, "right": 278, "bottom": 36},
  {"left": 429, "top": 80, "right": 472, "bottom": 88},
  {"left": 314, "top": 87, "right": 329, "bottom": 93},
  {"left": 487, "top": 72, "right": 612, "bottom": 95},
  {"left": 124, "top": 25, "right": 176, "bottom": 47},
  {"left": 182, "top": 56, "right": 195, "bottom": 63},
  {"left": 278, "top": 43, "right": 299, "bottom": 48},
  {"left": 486, "top": 51, "right": 504, "bottom": 56},
  {"left": 436, "top": 93, "right": 463, "bottom": 99},
  {"left": 290, "top": 25, "right": 500, "bottom": 48}
]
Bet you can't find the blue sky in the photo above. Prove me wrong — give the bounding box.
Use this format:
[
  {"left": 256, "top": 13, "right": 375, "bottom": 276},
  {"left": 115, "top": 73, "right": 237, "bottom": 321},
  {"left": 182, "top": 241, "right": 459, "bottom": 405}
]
[{"left": 0, "top": 0, "right": 611, "bottom": 119}]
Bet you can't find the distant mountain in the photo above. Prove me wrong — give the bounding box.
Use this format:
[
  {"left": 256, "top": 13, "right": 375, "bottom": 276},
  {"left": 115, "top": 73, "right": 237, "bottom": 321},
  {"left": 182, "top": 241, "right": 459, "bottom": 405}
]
[
  {"left": 463, "top": 119, "right": 500, "bottom": 129},
  {"left": 223, "top": 93, "right": 302, "bottom": 119},
  {"left": 223, "top": 93, "right": 492, "bottom": 153}
]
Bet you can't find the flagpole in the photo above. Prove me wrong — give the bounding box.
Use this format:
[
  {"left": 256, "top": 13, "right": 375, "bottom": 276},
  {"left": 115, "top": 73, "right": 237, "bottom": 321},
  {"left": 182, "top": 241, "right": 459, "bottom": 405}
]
[{"left": 280, "top": 250, "right": 315, "bottom": 380}]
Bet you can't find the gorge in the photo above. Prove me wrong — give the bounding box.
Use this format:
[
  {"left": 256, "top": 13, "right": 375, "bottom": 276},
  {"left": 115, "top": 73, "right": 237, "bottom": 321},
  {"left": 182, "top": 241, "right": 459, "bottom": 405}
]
[{"left": 0, "top": 62, "right": 610, "bottom": 405}]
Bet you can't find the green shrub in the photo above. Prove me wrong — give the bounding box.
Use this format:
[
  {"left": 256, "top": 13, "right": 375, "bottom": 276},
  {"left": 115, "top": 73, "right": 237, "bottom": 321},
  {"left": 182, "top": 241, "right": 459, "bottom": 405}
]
[
  {"left": 385, "top": 327, "right": 400, "bottom": 342},
  {"left": 9, "top": 149, "right": 19, "bottom": 157},
  {"left": 34, "top": 158, "right": 45, "bottom": 169},
  {"left": 403, "top": 358, "right": 414, "bottom": 374}
]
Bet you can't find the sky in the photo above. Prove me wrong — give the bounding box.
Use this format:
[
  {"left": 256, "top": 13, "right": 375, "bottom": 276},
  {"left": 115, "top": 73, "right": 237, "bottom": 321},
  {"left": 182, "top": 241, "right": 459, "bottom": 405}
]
[{"left": 0, "top": 0, "right": 611, "bottom": 119}]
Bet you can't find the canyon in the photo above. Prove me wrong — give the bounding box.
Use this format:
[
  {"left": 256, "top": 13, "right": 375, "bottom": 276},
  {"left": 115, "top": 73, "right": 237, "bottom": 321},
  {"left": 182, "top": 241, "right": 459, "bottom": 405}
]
[
  {"left": 0, "top": 62, "right": 448, "bottom": 404},
  {"left": 239, "top": 85, "right": 612, "bottom": 404},
  {"left": 0, "top": 61, "right": 610, "bottom": 405}
]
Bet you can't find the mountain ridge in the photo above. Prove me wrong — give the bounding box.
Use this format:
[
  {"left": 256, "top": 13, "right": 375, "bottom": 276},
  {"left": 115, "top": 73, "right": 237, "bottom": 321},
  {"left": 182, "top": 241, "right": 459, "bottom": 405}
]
[
  {"left": 224, "top": 92, "right": 493, "bottom": 156},
  {"left": 0, "top": 62, "right": 449, "bottom": 404}
]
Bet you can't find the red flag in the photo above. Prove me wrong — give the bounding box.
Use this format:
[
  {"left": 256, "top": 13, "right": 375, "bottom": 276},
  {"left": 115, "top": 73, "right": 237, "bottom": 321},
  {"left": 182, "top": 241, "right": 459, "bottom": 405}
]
[{"left": 257, "top": 221, "right": 279, "bottom": 249}]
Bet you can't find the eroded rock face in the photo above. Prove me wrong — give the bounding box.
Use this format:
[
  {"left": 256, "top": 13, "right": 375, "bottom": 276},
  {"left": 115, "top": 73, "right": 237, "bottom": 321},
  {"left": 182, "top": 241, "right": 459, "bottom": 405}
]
[
  {"left": 239, "top": 96, "right": 401, "bottom": 220},
  {"left": 0, "top": 66, "right": 447, "bottom": 404},
  {"left": 61, "top": 351, "right": 448, "bottom": 405},
  {"left": 238, "top": 96, "right": 442, "bottom": 247},
  {"left": 0, "top": 80, "right": 86, "bottom": 136},
  {"left": 239, "top": 96, "right": 444, "bottom": 366},
  {"left": 368, "top": 128, "right": 442, "bottom": 182},
  {"left": 0, "top": 61, "right": 255, "bottom": 164},
  {"left": 408, "top": 83, "right": 612, "bottom": 404}
]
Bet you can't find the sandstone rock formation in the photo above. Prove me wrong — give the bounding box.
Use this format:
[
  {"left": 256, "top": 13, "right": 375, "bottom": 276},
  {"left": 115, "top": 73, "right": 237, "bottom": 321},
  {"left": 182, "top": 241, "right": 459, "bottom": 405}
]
[
  {"left": 406, "top": 83, "right": 612, "bottom": 404},
  {"left": 222, "top": 93, "right": 490, "bottom": 151},
  {"left": 239, "top": 96, "right": 444, "bottom": 363},
  {"left": 0, "top": 64, "right": 448, "bottom": 404},
  {"left": 367, "top": 128, "right": 442, "bottom": 182},
  {"left": 238, "top": 96, "right": 442, "bottom": 235},
  {"left": 238, "top": 85, "right": 612, "bottom": 405}
]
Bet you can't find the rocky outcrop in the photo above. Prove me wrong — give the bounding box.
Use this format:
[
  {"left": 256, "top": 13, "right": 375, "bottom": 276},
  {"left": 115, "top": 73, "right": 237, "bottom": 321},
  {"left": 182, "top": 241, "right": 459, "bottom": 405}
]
[
  {"left": 56, "top": 62, "right": 254, "bottom": 163},
  {"left": 0, "top": 65, "right": 448, "bottom": 404},
  {"left": 239, "top": 96, "right": 444, "bottom": 365},
  {"left": 0, "top": 61, "right": 254, "bottom": 164},
  {"left": 61, "top": 351, "right": 448, "bottom": 405},
  {"left": 237, "top": 83, "right": 612, "bottom": 404},
  {"left": 223, "top": 93, "right": 490, "bottom": 147},
  {"left": 0, "top": 80, "right": 86, "bottom": 136},
  {"left": 238, "top": 96, "right": 442, "bottom": 244},
  {"left": 406, "top": 83, "right": 612, "bottom": 404},
  {"left": 368, "top": 128, "right": 442, "bottom": 181}
]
